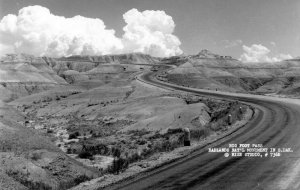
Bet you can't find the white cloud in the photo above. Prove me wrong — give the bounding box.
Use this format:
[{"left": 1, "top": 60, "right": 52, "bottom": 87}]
[
  {"left": 0, "top": 5, "right": 182, "bottom": 57},
  {"left": 0, "top": 6, "right": 123, "bottom": 57},
  {"left": 239, "top": 44, "right": 292, "bottom": 62},
  {"left": 122, "top": 8, "right": 182, "bottom": 57},
  {"left": 272, "top": 53, "right": 293, "bottom": 61}
]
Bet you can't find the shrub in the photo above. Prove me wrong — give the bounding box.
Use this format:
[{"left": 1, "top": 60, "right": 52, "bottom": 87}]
[
  {"left": 47, "top": 129, "right": 53, "bottom": 133},
  {"left": 109, "top": 157, "right": 129, "bottom": 174},
  {"left": 136, "top": 139, "right": 147, "bottom": 145},
  {"left": 31, "top": 152, "right": 42, "bottom": 160},
  {"left": 78, "top": 151, "right": 93, "bottom": 159},
  {"left": 74, "top": 175, "right": 91, "bottom": 185},
  {"left": 190, "top": 128, "right": 211, "bottom": 140},
  {"left": 69, "top": 132, "right": 78, "bottom": 139},
  {"left": 112, "top": 147, "right": 121, "bottom": 158},
  {"left": 209, "top": 122, "right": 223, "bottom": 131},
  {"left": 67, "top": 148, "right": 72, "bottom": 154},
  {"left": 128, "top": 151, "right": 141, "bottom": 163}
]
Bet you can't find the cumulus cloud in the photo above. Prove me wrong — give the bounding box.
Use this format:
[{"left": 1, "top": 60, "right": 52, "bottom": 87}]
[
  {"left": 122, "top": 8, "right": 182, "bottom": 57},
  {"left": 239, "top": 44, "right": 292, "bottom": 62},
  {"left": 273, "top": 53, "right": 293, "bottom": 61},
  {"left": 0, "top": 5, "right": 182, "bottom": 57},
  {"left": 0, "top": 6, "right": 123, "bottom": 57}
]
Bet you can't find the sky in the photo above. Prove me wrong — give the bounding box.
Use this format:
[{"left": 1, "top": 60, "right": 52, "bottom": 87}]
[{"left": 0, "top": 0, "right": 300, "bottom": 62}]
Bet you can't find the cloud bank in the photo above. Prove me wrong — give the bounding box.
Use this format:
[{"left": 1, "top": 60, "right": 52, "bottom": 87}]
[
  {"left": 0, "top": 5, "right": 182, "bottom": 57},
  {"left": 240, "top": 44, "right": 292, "bottom": 62}
]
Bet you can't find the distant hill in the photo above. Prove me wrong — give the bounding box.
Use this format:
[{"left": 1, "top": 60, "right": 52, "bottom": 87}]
[
  {"left": 0, "top": 53, "right": 158, "bottom": 101},
  {"left": 0, "top": 54, "right": 67, "bottom": 102},
  {"left": 2, "top": 51, "right": 300, "bottom": 101},
  {"left": 190, "top": 49, "right": 235, "bottom": 60},
  {"left": 165, "top": 50, "right": 300, "bottom": 95}
]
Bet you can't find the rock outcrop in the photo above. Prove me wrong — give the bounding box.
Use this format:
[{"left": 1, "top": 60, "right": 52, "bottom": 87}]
[
  {"left": 0, "top": 54, "right": 67, "bottom": 101},
  {"left": 166, "top": 50, "right": 300, "bottom": 95}
]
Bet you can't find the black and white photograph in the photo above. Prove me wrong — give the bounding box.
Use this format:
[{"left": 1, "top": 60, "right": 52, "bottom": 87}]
[{"left": 0, "top": 0, "right": 300, "bottom": 189}]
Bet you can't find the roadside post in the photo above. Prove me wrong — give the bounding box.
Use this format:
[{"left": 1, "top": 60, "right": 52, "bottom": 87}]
[
  {"left": 183, "top": 128, "right": 191, "bottom": 146},
  {"left": 228, "top": 114, "right": 232, "bottom": 125}
]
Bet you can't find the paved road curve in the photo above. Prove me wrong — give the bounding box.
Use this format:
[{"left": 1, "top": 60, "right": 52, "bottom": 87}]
[{"left": 106, "top": 72, "right": 300, "bottom": 190}]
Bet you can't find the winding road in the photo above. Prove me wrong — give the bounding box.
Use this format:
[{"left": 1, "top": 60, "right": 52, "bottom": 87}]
[{"left": 106, "top": 71, "right": 300, "bottom": 190}]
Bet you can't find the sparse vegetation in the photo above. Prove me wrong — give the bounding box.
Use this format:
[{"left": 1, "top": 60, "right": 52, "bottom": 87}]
[{"left": 0, "top": 52, "right": 255, "bottom": 190}]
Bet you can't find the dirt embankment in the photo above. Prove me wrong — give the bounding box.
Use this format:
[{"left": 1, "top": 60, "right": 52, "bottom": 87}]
[
  {"left": 0, "top": 103, "right": 99, "bottom": 190},
  {"left": 69, "top": 100, "right": 254, "bottom": 190},
  {"left": 7, "top": 76, "right": 252, "bottom": 190}
]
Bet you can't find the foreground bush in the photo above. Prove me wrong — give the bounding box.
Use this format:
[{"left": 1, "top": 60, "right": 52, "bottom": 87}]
[
  {"left": 78, "top": 151, "right": 93, "bottom": 159},
  {"left": 190, "top": 127, "right": 211, "bottom": 141},
  {"left": 108, "top": 157, "right": 129, "bottom": 174}
]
